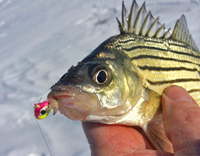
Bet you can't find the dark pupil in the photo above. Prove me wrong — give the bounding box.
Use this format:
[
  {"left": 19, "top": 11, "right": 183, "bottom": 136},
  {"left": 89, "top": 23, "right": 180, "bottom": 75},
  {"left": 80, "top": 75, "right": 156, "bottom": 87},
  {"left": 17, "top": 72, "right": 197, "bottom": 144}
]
[
  {"left": 97, "top": 71, "right": 107, "bottom": 83},
  {"left": 41, "top": 110, "right": 46, "bottom": 115}
]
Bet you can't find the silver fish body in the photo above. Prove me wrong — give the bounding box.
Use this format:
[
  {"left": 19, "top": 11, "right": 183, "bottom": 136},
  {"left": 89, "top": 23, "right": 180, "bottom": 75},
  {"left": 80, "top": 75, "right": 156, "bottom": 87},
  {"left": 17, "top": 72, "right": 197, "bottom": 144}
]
[{"left": 47, "top": 0, "right": 199, "bottom": 153}]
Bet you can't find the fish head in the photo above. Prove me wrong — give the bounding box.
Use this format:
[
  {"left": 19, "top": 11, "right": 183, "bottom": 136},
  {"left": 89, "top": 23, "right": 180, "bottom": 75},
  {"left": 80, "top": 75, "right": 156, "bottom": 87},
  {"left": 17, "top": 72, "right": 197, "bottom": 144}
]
[
  {"left": 34, "top": 100, "right": 51, "bottom": 119},
  {"left": 48, "top": 49, "right": 142, "bottom": 123}
]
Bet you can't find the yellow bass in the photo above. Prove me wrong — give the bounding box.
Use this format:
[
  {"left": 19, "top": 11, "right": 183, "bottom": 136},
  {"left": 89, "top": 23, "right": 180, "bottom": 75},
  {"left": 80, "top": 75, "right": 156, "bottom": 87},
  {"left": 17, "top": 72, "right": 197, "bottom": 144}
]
[{"left": 47, "top": 0, "right": 199, "bottom": 152}]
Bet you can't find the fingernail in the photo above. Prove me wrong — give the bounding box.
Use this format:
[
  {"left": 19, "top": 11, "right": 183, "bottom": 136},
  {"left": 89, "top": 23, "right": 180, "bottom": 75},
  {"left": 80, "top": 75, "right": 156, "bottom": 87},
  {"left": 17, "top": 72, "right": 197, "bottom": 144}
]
[{"left": 164, "top": 86, "right": 193, "bottom": 102}]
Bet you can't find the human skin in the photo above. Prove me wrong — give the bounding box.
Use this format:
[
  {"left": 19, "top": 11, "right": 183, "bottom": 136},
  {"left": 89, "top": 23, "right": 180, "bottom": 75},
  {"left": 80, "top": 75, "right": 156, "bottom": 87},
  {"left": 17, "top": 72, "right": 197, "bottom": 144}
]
[{"left": 82, "top": 86, "right": 200, "bottom": 156}]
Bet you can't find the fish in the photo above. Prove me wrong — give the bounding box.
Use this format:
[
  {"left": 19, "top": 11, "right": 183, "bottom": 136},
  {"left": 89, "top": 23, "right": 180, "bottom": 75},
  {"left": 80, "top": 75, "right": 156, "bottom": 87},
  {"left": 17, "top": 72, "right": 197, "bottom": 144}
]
[{"left": 36, "top": 0, "right": 200, "bottom": 153}]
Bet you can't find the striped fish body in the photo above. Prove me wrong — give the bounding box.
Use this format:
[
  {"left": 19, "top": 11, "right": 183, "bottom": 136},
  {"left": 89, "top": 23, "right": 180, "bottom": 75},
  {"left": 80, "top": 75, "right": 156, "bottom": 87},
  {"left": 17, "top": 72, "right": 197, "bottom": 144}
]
[{"left": 107, "top": 34, "right": 200, "bottom": 104}]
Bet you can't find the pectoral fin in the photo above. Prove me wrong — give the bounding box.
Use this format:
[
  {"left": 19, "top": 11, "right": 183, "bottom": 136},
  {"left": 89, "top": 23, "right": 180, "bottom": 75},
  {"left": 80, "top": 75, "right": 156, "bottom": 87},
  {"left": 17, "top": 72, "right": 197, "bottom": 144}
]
[
  {"left": 144, "top": 114, "right": 173, "bottom": 153},
  {"left": 48, "top": 98, "right": 59, "bottom": 115}
]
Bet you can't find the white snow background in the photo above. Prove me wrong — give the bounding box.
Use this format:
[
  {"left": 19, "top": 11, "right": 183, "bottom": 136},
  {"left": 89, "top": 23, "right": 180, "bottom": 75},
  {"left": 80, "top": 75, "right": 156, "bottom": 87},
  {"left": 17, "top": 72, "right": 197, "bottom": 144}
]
[{"left": 0, "top": 0, "right": 199, "bottom": 156}]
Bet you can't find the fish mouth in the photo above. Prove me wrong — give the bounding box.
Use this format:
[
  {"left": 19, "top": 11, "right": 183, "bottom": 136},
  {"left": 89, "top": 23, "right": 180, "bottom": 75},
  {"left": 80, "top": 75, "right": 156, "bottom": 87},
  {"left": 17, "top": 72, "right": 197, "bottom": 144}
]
[{"left": 47, "top": 85, "right": 101, "bottom": 121}]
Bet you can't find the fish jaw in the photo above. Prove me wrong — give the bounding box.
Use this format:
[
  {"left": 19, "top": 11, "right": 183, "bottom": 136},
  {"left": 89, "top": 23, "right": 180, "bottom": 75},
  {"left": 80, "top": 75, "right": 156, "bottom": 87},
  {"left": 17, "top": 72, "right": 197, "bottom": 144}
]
[
  {"left": 47, "top": 84, "right": 135, "bottom": 122},
  {"left": 47, "top": 85, "right": 103, "bottom": 121}
]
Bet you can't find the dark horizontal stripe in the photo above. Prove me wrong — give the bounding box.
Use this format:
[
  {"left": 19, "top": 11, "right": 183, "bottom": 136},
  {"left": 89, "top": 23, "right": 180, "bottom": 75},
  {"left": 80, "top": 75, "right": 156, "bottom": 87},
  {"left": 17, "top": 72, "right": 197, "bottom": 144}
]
[
  {"left": 170, "top": 50, "right": 200, "bottom": 59},
  {"left": 188, "top": 89, "right": 200, "bottom": 93},
  {"left": 120, "top": 37, "right": 186, "bottom": 49},
  {"left": 138, "top": 65, "right": 198, "bottom": 72},
  {"left": 147, "top": 78, "right": 200, "bottom": 85},
  {"left": 115, "top": 45, "right": 123, "bottom": 49},
  {"left": 123, "top": 45, "right": 200, "bottom": 59},
  {"left": 131, "top": 55, "right": 200, "bottom": 66},
  {"left": 123, "top": 46, "right": 166, "bottom": 52}
]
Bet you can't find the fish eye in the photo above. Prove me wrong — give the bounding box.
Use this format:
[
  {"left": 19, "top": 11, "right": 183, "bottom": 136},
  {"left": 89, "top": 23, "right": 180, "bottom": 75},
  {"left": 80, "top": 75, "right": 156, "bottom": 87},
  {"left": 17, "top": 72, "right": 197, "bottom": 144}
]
[
  {"left": 95, "top": 70, "right": 108, "bottom": 84},
  {"left": 40, "top": 110, "right": 46, "bottom": 115},
  {"left": 88, "top": 64, "right": 112, "bottom": 85}
]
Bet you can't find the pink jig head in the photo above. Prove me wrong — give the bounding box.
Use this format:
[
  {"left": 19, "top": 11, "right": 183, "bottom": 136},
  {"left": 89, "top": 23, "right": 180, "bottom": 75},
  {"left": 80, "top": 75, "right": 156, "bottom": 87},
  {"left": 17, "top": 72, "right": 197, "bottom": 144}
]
[
  {"left": 34, "top": 100, "right": 51, "bottom": 119},
  {"left": 34, "top": 98, "right": 59, "bottom": 119}
]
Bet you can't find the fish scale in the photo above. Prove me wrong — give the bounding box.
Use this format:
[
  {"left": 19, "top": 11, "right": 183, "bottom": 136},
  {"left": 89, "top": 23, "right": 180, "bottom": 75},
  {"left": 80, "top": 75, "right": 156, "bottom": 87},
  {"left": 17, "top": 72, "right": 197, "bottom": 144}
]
[
  {"left": 34, "top": 0, "right": 199, "bottom": 153},
  {"left": 104, "top": 34, "right": 200, "bottom": 100}
]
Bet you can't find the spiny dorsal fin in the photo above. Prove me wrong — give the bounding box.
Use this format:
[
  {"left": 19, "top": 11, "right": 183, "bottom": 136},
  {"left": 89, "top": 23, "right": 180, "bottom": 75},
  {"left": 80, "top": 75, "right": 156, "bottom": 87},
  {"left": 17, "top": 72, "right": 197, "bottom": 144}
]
[
  {"left": 171, "top": 15, "right": 199, "bottom": 51},
  {"left": 117, "top": 1, "right": 199, "bottom": 51},
  {"left": 128, "top": 0, "right": 139, "bottom": 33},
  {"left": 117, "top": 1, "right": 171, "bottom": 39},
  {"left": 122, "top": 1, "right": 128, "bottom": 32}
]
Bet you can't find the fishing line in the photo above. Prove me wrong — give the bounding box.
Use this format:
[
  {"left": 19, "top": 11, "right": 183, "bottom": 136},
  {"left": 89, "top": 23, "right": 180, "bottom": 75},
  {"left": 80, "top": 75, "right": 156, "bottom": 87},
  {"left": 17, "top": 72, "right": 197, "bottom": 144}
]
[{"left": 35, "top": 118, "right": 53, "bottom": 156}]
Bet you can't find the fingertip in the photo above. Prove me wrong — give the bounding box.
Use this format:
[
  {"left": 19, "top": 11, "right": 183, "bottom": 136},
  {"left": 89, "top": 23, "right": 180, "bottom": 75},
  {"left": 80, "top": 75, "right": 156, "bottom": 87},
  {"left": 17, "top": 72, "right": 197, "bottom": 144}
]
[
  {"left": 161, "top": 85, "right": 198, "bottom": 124},
  {"left": 163, "top": 85, "right": 193, "bottom": 102},
  {"left": 161, "top": 86, "right": 200, "bottom": 155},
  {"left": 161, "top": 86, "right": 198, "bottom": 117}
]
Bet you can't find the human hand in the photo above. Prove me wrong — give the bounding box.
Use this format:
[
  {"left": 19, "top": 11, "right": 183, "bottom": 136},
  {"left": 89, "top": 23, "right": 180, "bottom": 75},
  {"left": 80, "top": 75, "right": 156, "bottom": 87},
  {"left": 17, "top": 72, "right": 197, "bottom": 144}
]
[{"left": 82, "top": 86, "right": 200, "bottom": 156}]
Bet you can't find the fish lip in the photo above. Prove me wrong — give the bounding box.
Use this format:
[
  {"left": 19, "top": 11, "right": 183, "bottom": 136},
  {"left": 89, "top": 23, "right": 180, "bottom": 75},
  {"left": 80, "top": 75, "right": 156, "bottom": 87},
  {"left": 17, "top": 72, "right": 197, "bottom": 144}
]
[
  {"left": 50, "top": 94, "right": 72, "bottom": 100},
  {"left": 47, "top": 86, "right": 91, "bottom": 112},
  {"left": 50, "top": 94, "right": 76, "bottom": 109},
  {"left": 48, "top": 92, "right": 77, "bottom": 109},
  {"left": 48, "top": 85, "right": 107, "bottom": 117},
  {"left": 47, "top": 85, "right": 77, "bottom": 100},
  {"left": 47, "top": 85, "right": 91, "bottom": 121}
]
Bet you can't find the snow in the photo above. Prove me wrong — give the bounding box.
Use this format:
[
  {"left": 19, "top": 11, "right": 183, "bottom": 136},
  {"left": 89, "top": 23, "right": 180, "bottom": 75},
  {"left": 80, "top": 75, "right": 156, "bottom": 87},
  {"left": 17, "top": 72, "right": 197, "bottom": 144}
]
[{"left": 0, "top": 0, "right": 199, "bottom": 156}]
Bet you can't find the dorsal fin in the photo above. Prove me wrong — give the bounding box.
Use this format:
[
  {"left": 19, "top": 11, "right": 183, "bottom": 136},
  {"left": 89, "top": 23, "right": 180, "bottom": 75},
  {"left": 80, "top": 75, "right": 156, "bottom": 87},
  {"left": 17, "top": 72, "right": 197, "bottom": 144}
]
[
  {"left": 117, "top": 1, "right": 199, "bottom": 51},
  {"left": 117, "top": 1, "right": 171, "bottom": 39},
  {"left": 171, "top": 15, "right": 199, "bottom": 51}
]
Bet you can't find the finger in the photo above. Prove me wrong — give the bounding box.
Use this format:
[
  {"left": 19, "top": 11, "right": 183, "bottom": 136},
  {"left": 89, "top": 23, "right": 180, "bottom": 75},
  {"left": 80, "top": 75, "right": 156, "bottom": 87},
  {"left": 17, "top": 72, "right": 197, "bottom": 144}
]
[
  {"left": 82, "top": 122, "right": 147, "bottom": 155},
  {"left": 162, "top": 86, "right": 200, "bottom": 155},
  {"left": 82, "top": 122, "right": 173, "bottom": 156}
]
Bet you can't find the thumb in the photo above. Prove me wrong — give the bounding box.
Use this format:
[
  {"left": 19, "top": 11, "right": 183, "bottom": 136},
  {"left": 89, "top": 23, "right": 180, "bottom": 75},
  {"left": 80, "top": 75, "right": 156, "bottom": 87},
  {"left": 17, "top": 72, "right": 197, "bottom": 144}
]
[{"left": 162, "top": 86, "right": 200, "bottom": 155}]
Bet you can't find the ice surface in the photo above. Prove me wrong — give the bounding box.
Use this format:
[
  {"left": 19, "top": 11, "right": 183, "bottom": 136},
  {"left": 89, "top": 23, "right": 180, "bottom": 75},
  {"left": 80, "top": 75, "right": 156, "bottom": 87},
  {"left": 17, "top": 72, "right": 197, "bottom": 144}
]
[{"left": 0, "top": 0, "right": 199, "bottom": 156}]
